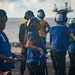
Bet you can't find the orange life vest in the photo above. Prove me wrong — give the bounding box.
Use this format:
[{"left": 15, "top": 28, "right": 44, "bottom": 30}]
[
  {"left": 21, "top": 20, "right": 28, "bottom": 47},
  {"left": 39, "top": 20, "right": 47, "bottom": 37}
]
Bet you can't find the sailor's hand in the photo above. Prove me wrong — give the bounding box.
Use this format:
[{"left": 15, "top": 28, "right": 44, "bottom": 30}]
[
  {"left": 38, "top": 48, "right": 44, "bottom": 57},
  {"left": 46, "top": 45, "right": 56, "bottom": 50},
  {"left": 15, "top": 54, "right": 25, "bottom": 61},
  {"left": 50, "top": 46, "right": 56, "bottom": 50},
  {"left": 5, "top": 58, "right": 15, "bottom": 64},
  {"left": 21, "top": 47, "right": 25, "bottom": 52}
]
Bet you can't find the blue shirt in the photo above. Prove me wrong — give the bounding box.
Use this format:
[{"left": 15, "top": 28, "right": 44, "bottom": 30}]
[
  {"left": 26, "top": 32, "right": 47, "bottom": 65},
  {"left": 68, "top": 28, "right": 75, "bottom": 53},
  {"left": 0, "top": 31, "right": 14, "bottom": 71},
  {"left": 49, "top": 25, "right": 70, "bottom": 52}
]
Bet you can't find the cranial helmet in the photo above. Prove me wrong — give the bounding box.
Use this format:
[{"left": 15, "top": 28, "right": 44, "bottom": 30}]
[
  {"left": 27, "top": 17, "right": 40, "bottom": 26},
  {"left": 24, "top": 10, "right": 34, "bottom": 19},
  {"left": 26, "top": 17, "right": 40, "bottom": 31},
  {"left": 37, "top": 9, "right": 45, "bottom": 19},
  {"left": 55, "top": 9, "right": 68, "bottom": 23},
  {"left": 0, "top": 9, "right": 8, "bottom": 21},
  {"left": 68, "top": 18, "right": 75, "bottom": 28}
]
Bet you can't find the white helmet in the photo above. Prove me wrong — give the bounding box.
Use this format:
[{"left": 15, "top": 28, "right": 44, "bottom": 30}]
[
  {"left": 37, "top": 12, "right": 44, "bottom": 18},
  {"left": 55, "top": 9, "right": 67, "bottom": 23},
  {"left": 68, "top": 18, "right": 75, "bottom": 28},
  {"left": 37, "top": 9, "right": 45, "bottom": 19},
  {"left": 69, "top": 18, "right": 75, "bottom": 25}
]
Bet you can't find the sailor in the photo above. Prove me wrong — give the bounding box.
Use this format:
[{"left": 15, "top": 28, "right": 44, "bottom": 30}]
[
  {"left": 19, "top": 10, "right": 34, "bottom": 75},
  {"left": 49, "top": 9, "right": 75, "bottom": 75},
  {"left": 0, "top": 9, "right": 24, "bottom": 74},
  {"left": 68, "top": 18, "right": 75, "bottom": 75},
  {"left": 26, "top": 17, "right": 55, "bottom": 75},
  {"left": 37, "top": 9, "right": 50, "bottom": 45}
]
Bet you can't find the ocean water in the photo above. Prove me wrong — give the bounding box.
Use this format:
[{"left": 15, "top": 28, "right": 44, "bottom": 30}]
[{"left": 4, "top": 18, "right": 55, "bottom": 43}]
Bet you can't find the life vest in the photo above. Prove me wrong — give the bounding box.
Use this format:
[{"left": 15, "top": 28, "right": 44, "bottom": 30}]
[
  {"left": 68, "top": 28, "right": 75, "bottom": 53},
  {"left": 21, "top": 20, "right": 28, "bottom": 47},
  {"left": 39, "top": 20, "right": 47, "bottom": 37},
  {"left": 26, "top": 31, "right": 47, "bottom": 65},
  {"left": 0, "top": 32, "right": 14, "bottom": 71},
  {"left": 49, "top": 25, "right": 70, "bottom": 52}
]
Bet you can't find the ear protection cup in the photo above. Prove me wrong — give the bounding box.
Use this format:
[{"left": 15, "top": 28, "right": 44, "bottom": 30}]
[{"left": 64, "top": 17, "right": 67, "bottom": 22}]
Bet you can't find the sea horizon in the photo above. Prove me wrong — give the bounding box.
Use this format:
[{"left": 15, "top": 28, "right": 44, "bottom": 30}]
[
  {"left": 4, "top": 18, "right": 70, "bottom": 45},
  {"left": 4, "top": 18, "right": 55, "bottom": 43}
]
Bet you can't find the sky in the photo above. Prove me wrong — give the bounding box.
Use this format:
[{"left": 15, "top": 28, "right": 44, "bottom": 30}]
[{"left": 0, "top": 0, "right": 75, "bottom": 18}]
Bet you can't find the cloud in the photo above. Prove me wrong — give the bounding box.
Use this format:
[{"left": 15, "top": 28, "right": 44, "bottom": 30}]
[
  {"left": 71, "top": 0, "right": 75, "bottom": 2},
  {"left": 29, "top": 0, "right": 47, "bottom": 2},
  {"left": 0, "top": 0, "right": 61, "bottom": 17},
  {"left": 0, "top": 0, "right": 19, "bottom": 2},
  {"left": 0, "top": 0, "right": 75, "bottom": 18},
  {"left": 9, "top": 0, "right": 19, "bottom": 2},
  {"left": 38, "top": 0, "right": 47, "bottom": 2}
]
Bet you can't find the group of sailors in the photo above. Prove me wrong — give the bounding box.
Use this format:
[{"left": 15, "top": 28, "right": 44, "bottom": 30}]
[{"left": 0, "top": 8, "right": 75, "bottom": 75}]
